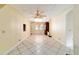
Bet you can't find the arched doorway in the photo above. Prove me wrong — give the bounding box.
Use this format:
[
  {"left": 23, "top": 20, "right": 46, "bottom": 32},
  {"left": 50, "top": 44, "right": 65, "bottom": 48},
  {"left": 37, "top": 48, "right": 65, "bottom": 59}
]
[
  {"left": 30, "top": 9, "right": 49, "bottom": 35},
  {"left": 31, "top": 21, "right": 50, "bottom": 35}
]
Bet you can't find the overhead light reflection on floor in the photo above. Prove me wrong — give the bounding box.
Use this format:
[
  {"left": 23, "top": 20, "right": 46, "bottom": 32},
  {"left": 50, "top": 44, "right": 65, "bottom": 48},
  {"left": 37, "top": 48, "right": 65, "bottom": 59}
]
[{"left": 34, "top": 35, "right": 44, "bottom": 54}]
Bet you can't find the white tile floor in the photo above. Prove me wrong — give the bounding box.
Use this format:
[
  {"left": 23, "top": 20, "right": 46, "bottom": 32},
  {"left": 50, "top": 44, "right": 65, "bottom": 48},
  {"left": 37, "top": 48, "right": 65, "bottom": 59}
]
[{"left": 7, "top": 34, "right": 71, "bottom": 55}]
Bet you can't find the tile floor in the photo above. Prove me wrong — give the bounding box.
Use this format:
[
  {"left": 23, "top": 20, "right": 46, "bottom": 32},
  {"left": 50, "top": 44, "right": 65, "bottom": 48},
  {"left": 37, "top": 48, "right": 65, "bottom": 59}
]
[{"left": 7, "top": 35, "right": 72, "bottom": 55}]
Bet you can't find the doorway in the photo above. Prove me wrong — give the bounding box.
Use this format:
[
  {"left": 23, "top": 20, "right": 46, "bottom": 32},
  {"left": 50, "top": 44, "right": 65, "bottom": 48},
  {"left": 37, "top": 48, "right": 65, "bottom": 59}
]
[{"left": 44, "top": 22, "right": 49, "bottom": 35}]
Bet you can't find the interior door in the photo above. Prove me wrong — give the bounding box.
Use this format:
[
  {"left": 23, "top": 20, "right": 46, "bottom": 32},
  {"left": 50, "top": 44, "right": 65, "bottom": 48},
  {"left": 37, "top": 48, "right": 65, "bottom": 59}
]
[{"left": 45, "top": 22, "right": 49, "bottom": 35}]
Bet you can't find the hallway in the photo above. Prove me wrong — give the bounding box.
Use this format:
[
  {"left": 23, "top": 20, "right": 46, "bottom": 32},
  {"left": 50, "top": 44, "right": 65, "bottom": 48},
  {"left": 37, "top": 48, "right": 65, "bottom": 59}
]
[
  {"left": 7, "top": 34, "right": 71, "bottom": 55},
  {"left": 0, "top": 4, "right": 75, "bottom": 55}
]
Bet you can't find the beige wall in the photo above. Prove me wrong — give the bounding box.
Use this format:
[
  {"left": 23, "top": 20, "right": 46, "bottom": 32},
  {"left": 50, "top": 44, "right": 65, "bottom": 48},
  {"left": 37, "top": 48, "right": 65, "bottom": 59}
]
[
  {"left": 0, "top": 5, "right": 30, "bottom": 54},
  {"left": 73, "top": 5, "right": 79, "bottom": 54},
  {"left": 49, "top": 8, "right": 73, "bottom": 45}
]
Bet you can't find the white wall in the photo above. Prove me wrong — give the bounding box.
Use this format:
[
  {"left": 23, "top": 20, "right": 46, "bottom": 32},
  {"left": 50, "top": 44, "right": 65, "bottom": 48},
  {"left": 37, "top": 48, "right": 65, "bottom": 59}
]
[
  {"left": 66, "top": 9, "right": 74, "bottom": 54},
  {"left": 49, "top": 7, "right": 74, "bottom": 55},
  {"left": 0, "top": 5, "right": 30, "bottom": 54},
  {"left": 49, "top": 5, "right": 79, "bottom": 55},
  {"left": 50, "top": 7, "right": 73, "bottom": 44},
  {"left": 50, "top": 12, "right": 66, "bottom": 44},
  {"left": 65, "top": 5, "right": 79, "bottom": 54}
]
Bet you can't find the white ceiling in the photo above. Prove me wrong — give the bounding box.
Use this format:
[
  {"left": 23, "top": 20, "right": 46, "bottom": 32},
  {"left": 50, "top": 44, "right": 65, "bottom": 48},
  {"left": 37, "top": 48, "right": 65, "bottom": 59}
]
[{"left": 9, "top": 4, "right": 73, "bottom": 19}]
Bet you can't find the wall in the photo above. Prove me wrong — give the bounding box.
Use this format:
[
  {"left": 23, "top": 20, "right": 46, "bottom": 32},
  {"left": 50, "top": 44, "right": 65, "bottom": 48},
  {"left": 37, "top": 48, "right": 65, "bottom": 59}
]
[
  {"left": 62, "top": 5, "right": 79, "bottom": 54},
  {"left": 49, "top": 5, "right": 79, "bottom": 54},
  {"left": 0, "top": 5, "right": 30, "bottom": 54},
  {"left": 73, "top": 5, "right": 79, "bottom": 54},
  {"left": 50, "top": 12, "right": 66, "bottom": 44},
  {"left": 66, "top": 9, "right": 74, "bottom": 54},
  {"left": 50, "top": 7, "right": 73, "bottom": 45}
]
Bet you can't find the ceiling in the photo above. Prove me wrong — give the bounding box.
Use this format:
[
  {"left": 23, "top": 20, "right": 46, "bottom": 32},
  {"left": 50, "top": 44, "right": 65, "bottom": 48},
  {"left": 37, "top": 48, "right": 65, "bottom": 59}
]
[{"left": 9, "top": 4, "right": 73, "bottom": 19}]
